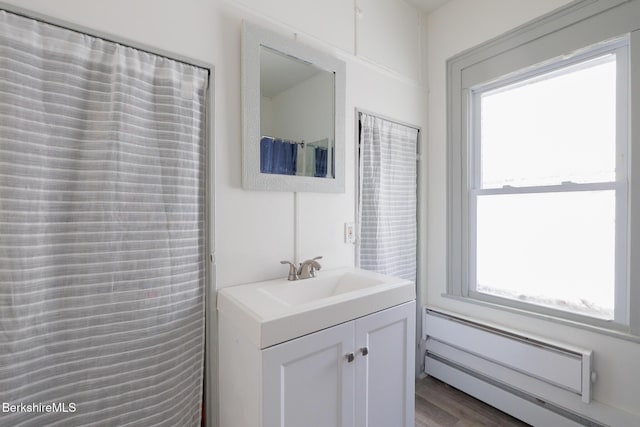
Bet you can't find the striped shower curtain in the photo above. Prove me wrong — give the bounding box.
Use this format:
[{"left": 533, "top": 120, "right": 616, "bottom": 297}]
[
  {"left": 0, "top": 9, "right": 207, "bottom": 426},
  {"left": 358, "top": 113, "right": 418, "bottom": 282}
]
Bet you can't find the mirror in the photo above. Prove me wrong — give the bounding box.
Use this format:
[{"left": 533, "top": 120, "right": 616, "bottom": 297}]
[
  {"left": 242, "top": 22, "right": 346, "bottom": 192},
  {"left": 260, "top": 47, "right": 334, "bottom": 179}
]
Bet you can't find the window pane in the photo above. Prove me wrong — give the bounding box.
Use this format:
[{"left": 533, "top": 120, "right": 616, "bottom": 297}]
[
  {"left": 476, "top": 191, "right": 615, "bottom": 319},
  {"left": 480, "top": 54, "right": 616, "bottom": 188}
]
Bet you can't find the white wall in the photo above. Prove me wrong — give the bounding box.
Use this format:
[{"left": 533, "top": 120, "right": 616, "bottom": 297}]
[
  {"left": 356, "top": 0, "right": 422, "bottom": 80},
  {"left": 271, "top": 72, "right": 333, "bottom": 146},
  {"left": 260, "top": 95, "right": 274, "bottom": 137},
  {"left": 425, "top": 0, "right": 640, "bottom": 424}
]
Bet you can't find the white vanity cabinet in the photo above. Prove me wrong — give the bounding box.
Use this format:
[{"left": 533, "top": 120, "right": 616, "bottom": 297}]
[
  {"left": 354, "top": 301, "right": 416, "bottom": 427},
  {"left": 262, "top": 319, "right": 355, "bottom": 427},
  {"left": 219, "top": 300, "right": 415, "bottom": 427}
]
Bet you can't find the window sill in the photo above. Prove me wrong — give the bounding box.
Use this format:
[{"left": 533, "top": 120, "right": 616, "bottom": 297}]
[{"left": 440, "top": 293, "right": 640, "bottom": 344}]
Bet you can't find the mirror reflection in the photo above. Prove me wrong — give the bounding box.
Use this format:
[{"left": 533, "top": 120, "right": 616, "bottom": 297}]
[{"left": 259, "top": 46, "right": 335, "bottom": 178}]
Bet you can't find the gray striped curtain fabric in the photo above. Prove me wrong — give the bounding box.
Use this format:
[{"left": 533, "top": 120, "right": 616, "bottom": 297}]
[
  {"left": 0, "top": 10, "right": 207, "bottom": 426},
  {"left": 359, "top": 113, "right": 418, "bottom": 282}
]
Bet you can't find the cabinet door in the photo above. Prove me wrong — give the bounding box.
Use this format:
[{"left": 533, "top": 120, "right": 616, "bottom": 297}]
[
  {"left": 263, "top": 321, "right": 355, "bottom": 427},
  {"left": 355, "top": 301, "right": 416, "bottom": 427}
]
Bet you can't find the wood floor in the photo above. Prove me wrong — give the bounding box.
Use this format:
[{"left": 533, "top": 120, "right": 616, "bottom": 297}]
[{"left": 415, "top": 376, "right": 530, "bottom": 427}]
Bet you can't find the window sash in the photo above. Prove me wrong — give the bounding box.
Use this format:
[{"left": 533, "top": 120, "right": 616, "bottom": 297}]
[{"left": 466, "top": 40, "right": 629, "bottom": 326}]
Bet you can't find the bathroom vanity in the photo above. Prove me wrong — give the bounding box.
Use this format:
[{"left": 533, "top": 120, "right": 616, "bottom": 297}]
[{"left": 217, "top": 267, "right": 416, "bottom": 427}]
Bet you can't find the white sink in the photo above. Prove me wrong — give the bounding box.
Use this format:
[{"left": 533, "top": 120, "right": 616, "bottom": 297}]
[
  {"left": 260, "top": 272, "right": 385, "bottom": 305},
  {"left": 217, "top": 267, "right": 415, "bottom": 348}
]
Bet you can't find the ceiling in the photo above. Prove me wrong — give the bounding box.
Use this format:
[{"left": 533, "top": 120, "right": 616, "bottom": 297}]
[{"left": 405, "top": 0, "right": 450, "bottom": 13}]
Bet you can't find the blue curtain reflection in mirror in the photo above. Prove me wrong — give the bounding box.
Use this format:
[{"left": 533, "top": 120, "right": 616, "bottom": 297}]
[
  {"left": 260, "top": 136, "right": 332, "bottom": 178},
  {"left": 260, "top": 136, "right": 298, "bottom": 175},
  {"left": 314, "top": 147, "right": 327, "bottom": 177}
]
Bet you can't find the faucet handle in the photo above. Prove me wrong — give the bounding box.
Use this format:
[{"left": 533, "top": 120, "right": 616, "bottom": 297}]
[
  {"left": 304, "top": 256, "right": 322, "bottom": 278},
  {"left": 280, "top": 260, "right": 299, "bottom": 281}
]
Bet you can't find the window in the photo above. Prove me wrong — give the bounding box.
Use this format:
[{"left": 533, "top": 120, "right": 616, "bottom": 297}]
[
  {"left": 447, "top": 0, "right": 640, "bottom": 332},
  {"left": 470, "top": 41, "right": 627, "bottom": 322}
]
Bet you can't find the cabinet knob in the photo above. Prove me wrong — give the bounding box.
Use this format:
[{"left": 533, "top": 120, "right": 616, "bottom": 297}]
[
  {"left": 360, "top": 347, "right": 369, "bottom": 356},
  {"left": 345, "top": 352, "right": 355, "bottom": 363}
]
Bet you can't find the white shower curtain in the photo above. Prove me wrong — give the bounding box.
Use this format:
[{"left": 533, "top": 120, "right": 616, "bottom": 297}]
[
  {"left": 358, "top": 113, "right": 418, "bottom": 282},
  {"left": 0, "top": 10, "right": 207, "bottom": 426}
]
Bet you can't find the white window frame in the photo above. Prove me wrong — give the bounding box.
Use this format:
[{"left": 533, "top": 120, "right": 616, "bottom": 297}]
[
  {"left": 468, "top": 39, "right": 628, "bottom": 324},
  {"left": 447, "top": 0, "right": 640, "bottom": 335}
]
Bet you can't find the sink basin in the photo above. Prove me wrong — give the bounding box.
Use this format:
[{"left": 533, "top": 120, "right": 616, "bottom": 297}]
[
  {"left": 260, "top": 272, "right": 385, "bottom": 306},
  {"left": 217, "top": 267, "right": 415, "bottom": 348}
]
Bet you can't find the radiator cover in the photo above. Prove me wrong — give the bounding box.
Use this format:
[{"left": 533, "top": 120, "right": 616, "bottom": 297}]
[{"left": 422, "top": 309, "right": 606, "bottom": 426}]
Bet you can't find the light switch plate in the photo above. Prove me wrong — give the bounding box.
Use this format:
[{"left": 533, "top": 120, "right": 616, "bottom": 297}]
[{"left": 344, "top": 222, "right": 356, "bottom": 244}]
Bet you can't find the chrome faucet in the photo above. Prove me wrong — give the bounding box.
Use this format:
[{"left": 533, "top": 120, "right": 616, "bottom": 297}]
[
  {"left": 280, "top": 260, "right": 299, "bottom": 281},
  {"left": 280, "top": 256, "right": 323, "bottom": 281},
  {"left": 298, "top": 256, "right": 322, "bottom": 279}
]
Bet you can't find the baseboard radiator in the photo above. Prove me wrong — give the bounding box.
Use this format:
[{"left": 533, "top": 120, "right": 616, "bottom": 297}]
[{"left": 423, "top": 309, "right": 606, "bottom": 427}]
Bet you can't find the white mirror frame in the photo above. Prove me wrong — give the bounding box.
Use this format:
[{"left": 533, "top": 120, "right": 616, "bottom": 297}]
[{"left": 241, "top": 21, "right": 346, "bottom": 192}]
